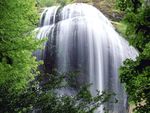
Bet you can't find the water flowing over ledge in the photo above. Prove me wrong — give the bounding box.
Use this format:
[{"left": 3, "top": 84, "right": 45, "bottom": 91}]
[{"left": 35, "top": 3, "right": 138, "bottom": 113}]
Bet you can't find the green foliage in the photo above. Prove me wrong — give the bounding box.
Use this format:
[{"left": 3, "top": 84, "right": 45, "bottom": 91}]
[
  {"left": 120, "top": 56, "right": 150, "bottom": 112},
  {"left": 4, "top": 72, "right": 113, "bottom": 113},
  {"left": 116, "top": 0, "right": 142, "bottom": 12},
  {"left": 125, "top": 7, "right": 150, "bottom": 52},
  {"left": 0, "top": 0, "right": 41, "bottom": 112},
  {"left": 116, "top": 0, "right": 127, "bottom": 11},
  {"left": 117, "top": 0, "right": 150, "bottom": 112}
]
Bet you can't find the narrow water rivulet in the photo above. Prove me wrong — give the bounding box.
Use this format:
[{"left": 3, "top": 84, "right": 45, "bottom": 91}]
[{"left": 35, "top": 3, "right": 138, "bottom": 113}]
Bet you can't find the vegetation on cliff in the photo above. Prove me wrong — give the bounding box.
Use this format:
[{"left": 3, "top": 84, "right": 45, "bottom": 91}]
[{"left": 117, "top": 0, "right": 150, "bottom": 112}]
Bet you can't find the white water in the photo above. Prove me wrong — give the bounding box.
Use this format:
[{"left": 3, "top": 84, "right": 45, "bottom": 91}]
[{"left": 35, "top": 3, "right": 138, "bottom": 113}]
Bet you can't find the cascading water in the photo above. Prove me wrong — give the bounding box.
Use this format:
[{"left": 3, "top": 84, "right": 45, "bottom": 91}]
[{"left": 35, "top": 3, "right": 138, "bottom": 113}]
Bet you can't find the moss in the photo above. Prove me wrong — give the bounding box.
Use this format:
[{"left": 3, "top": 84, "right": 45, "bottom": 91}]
[{"left": 111, "top": 21, "right": 127, "bottom": 36}]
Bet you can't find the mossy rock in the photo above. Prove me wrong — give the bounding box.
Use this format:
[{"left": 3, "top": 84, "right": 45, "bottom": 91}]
[
  {"left": 74, "top": 0, "right": 124, "bottom": 21},
  {"left": 93, "top": 0, "right": 124, "bottom": 21},
  {"left": 74, "top": 0, "right": 92, "bottom": 3}
]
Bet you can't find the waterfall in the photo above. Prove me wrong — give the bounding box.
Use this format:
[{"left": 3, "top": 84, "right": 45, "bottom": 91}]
[{"left": 35, "top": 3, "right": 138, "bottom": 113}]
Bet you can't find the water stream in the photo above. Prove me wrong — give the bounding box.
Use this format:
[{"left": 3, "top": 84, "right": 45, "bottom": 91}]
[{"left": 35, "top": 3, "right": 138, "bottom": 113}]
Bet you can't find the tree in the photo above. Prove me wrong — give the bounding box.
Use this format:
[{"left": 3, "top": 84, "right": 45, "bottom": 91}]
[
  {"left": 117, "top": 0, "right": 150, "bottom": 112},
  {"left": 12, "top": 71, "right": 113, "bottom": 113},
  {"left": 0, "top": 0, "right": 41, "bottom": 112}
]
